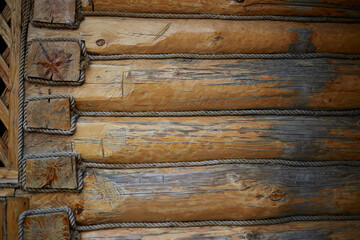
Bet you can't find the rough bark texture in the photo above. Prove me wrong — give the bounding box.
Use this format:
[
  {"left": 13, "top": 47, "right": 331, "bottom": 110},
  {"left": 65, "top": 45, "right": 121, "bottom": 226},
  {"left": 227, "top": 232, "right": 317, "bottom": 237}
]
[
  {"left": 17, "top": 164, "right": 360, "bottom": 224},
  {"left": 81, "top": 221, "right": 360, "bottom": 240},
  {"left": 26, "top": 59, "right": 360, "bottom": 111},
  {"left": 24, "top": 116, "right": 360, "bottom": 162},
  {"left": 27, "top": 18, "right": 360, "bottom": 55},
  {"left": 82, "top": 0, "right": 360, "bottom": 17}
]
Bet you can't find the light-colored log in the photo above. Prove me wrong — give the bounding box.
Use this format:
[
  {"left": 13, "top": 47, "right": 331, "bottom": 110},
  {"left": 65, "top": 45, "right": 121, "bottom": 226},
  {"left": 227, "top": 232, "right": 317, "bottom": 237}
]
[
  {"left": 17, "top": 164, "right": 360, "bottom": 224},
  {"left": 0, "top": 189, "right": 14, "bottom": 197},
  {"left": 26, "top": 59, "right": 360, "bottom": 111},
  {"left": 0, "top": 99, "right": 9, "bottom": 129},
  {"left": 81, "top": 221, "right": 360, "bottom": 240},
  {"left": 0, "top": 168, "right": 17, "bottom": 179},
  {"left": 82, "top": 0, "right": 360, "bottom": 17},
  {"left": 24, "top": 116, "right": 360, "bottom": 163},
  {"left": 6, "top": 198, "right": 29, "bottom": 240},
  {"left": 8, "top": 0, "right": 22, "bottom": 169},
  {"left": 23, "top": 212, "right": 71, "bottom": 240},
  {"left": 27, "top": 18, "right": 360, "bottom": 55},
  {"left": 0, "top": 14, "right": 11, "bottom": 47},
  {"left": 33, "top": 0, "right": 76, "bottom": 25}
]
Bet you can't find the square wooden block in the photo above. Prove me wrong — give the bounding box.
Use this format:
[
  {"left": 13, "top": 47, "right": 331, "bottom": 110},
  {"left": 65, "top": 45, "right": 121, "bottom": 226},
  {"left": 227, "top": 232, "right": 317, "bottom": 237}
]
[
  {"left": 26, "top": 157, "right": 78, "bottom": 189},
  {"left": 26, "top": 41, "right": 81, "bottom": 82},
  {"left": 26, "top": 98, "right": 71, "bottom": 130},
  {"left": 23, "top": 213, "right": 71, "bottom": 240},
  {"left": 33, "top": 0, "right": 76, "bottom": 26}
]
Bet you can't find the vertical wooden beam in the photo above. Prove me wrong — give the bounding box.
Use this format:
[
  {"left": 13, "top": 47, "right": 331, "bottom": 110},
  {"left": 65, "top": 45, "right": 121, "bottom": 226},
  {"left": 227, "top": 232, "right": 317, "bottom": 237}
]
[
  {"left": 6, "top": 198, "right": 29, "bottom": 240},
  {"left": 8, "top": 0, "right": 22, "bottom": 169}
]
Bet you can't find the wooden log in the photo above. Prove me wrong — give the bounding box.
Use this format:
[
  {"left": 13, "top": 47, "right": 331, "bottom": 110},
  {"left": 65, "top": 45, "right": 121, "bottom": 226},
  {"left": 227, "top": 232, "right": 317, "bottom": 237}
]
[
  {"left": 17, "top": 164, "right": 360, "bottom": 224},
  {"left": 26, "top": 59, "right": 360, "bottom": 111},
  {"left": 33, "top": 0, "right": 76, "bottom": 26},
  {"left": 81, "top": 221, "right": 360, "bottom": 240},
  {"left": 6, "top": 198, "right": 29, "bottom": 240},
  {"left": 23, "top": 212, "right": 71, "bottom": 240},
  {"left": 26, "top": 41, "right": 81, "bottom": 83},
  {"left": 24, "top": 116, "right": 360, "bottom": 163},
  {"left": 26, "top": 157, "right": 77, "bottom": 189},
  {"left": 26, "top": 98, "right": 71, "bottom": 131},
  {"left": 27, "top": 18, "right": 360, "bottom": 55},
  {"left": 82, "top": 0, "right": 360, "bottom": 17}
]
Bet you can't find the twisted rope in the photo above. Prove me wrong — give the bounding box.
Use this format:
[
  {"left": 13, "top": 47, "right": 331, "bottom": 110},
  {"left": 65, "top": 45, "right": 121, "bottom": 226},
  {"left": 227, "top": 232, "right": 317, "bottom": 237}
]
[
  {"left": 24, "top": 94, "right": 79, "bottom": 135},
  {"left": 88, "top": 52, "right": 360, "bottom": 60},
  {"left": 0, "top": 198, "right": 6, "bottom": 240},
  {"left": 0, "top": 183, "right": 19, "bottom": 188},
  {"left": 81, "top": 11, "right": 360, "bottom": 23},
  {"left": 18, "top": 0, "right": 31, "bottom": 192},
  {"left": 82, "top": 159, "right": 360, "bottom": 169},
  {"left": 24, "top": 38, "right": 87, "bottom": 86},
  {"left": 77, "top": 109, "right": 360, "bottom": 117},
  {"left": 18, "top": 206, "right": 77, "bottom": 240},
  {"left": 21, "top": 152, "right": 84, "bottom": 193},
  {"left": 77, "top": 215, "right": 360, "bottom": 231}
]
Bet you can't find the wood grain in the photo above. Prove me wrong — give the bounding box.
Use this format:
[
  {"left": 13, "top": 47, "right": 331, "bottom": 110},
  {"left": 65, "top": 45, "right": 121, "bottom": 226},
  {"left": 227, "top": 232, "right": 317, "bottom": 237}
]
[
  {"left": 33, "top": 0, "right": 76, "bottom": 25},
  {"left": 81, "top": 221, "right": 360, "bottom": 240},
  {"left": 26, "top": 98, "right": 71, "bottom": 130},
  {"left": 6, "top": 198, "right": 29, "bottom": 240},
  {"left": 23, "top": 213, "right": 70, "bottom": 240},
  {"left": 26, "top": 41, "right": 80, "bottom": 82},
  {"left": 26, "top": 157, "right": 77, "bottom": 189},
  {"left": 8, "top": 0, "right": 22, "bottom": 169},
  {"left": 24, "top": 116, "right": 360, "bottom": 163},
  {"left": 17, "top": 164, "right": 360, "bottom": 224},
  {"left": 83, "top": 0, "right": 360, "bottom": 17},
  {"left": 26, "top": 59, "right": 360, "bottom": 111},
  {"left": 27, "top": 18, "right": 360, "bottom": 55}
]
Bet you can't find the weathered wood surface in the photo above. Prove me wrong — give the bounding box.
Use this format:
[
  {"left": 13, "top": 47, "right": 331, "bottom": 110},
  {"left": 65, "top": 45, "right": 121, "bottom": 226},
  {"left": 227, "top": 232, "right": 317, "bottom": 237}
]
[
  {"left": 33, "top": 0, "right": 76, "bottom": 25},
  {"left": 23, "top": 212, "right": 71, "bottom": 240},
  {"left": 26, "top": 98, "right": 71, "bottom": 130},
  {"left": 82, "top": 0, "right": 360, "bottom": 17},
  {"left": 6, "top": 198, "right": 29, "bottom": 240},
  {"left": 27, "top": 18, "right": 360, "bottom": 55},
  {"left": 26, "top": 41, "right": 80, "bottom": 82},
  {"left": 81, "top": 221, "right": 360, "bottom": 240},
  {"left": 0, "top": 201, "right": 3, "bottom": 240},
  {"left": 17, "top": 164, "right": 360, "bottom": 224},
  {"left": 0, "top": 189, "right": 15, "bottom": 197},
  {"left": 26, "top": 59, "right": 360, "bottom": 111},
  {"left": 24, "top": 116, "right": 360, "bottom": 162},
  {"left": 8, "top": 0, "right": 22, "bottom": 169},
  {"left": 26, "top": 157, "right": 77, "bottom": 189}
]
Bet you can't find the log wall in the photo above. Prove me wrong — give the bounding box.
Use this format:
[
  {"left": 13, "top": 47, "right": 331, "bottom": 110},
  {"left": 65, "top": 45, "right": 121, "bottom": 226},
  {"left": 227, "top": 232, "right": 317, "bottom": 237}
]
[{"left": 81, "top": 0, "right": 360, "bottom": 17}]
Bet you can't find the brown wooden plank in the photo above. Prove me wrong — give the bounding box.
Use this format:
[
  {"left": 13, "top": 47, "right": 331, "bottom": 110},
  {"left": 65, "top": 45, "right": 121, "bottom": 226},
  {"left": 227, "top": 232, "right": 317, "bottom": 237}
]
[
  {"left": 26, "top": 59, "right": 360, "bottom": 111},
  {"left": 0, "top": 99, "right": 9, "bottom": 129},
  {"left": 6, "top": 198, "right": 29, "bottom": 240},
  {"left": 24, "top": 116, "right": 360, "bottom": 162},
  {"left": 81, "top": 221, "right": 360, "bottom": 240},
  {"left": 23, "top": 212, "right": 71, "bottom": 240},
  {"left": 83, "top": 0, "right": 360, "bottom": 17},
  {"left": 26, "top": 157, "right": 77, "bottom": 189},
  {"left": 0, "top": 14, "right": 11, "bottom": 47},
  {"left": 33, "top": 0, "right": 76, "bottom": 26},
  {"left": 0, "top": 168, "right": 17, "bottom": 179},
  {"left": 26, "top": 98, "right": 71, "bottom": 130},
  {"left": 26, "top": 41, "right": 81, "bottom": 82},
  {"left": 0, "top": 136, "right": 8, "bottom": 167},
  {"left": 17, "top": 164, "right": 360, "bottom": 224},
  {"left": 8, "top": 0, "right": 22, "bottom": 169},
  {"left": 27, "top": 18, "right": 360, "bottom": 55},
  {"left": 0, "top": 189, "right": 15, "bottom": 197}
]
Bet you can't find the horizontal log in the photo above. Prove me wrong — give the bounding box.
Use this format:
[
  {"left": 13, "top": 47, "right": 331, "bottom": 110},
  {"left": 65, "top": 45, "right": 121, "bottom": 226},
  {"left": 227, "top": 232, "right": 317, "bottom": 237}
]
[
  {"left": 24, "top": 116, "right": 360, "bottom": 162},
  {"left": 26, "top": 59, "right": 360, "bottom": 111},
  {"left": 82, "top": 0, "right": 360, "bottom": 17},
  {"left": 27, "top": 18, "right": 360, "bottom": 55},
  {"left": 81, "top": 221, "right": 360, "bottom": 240},
  {"left": 17, "top": 164, "right": 360, "bottom": 224}
]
